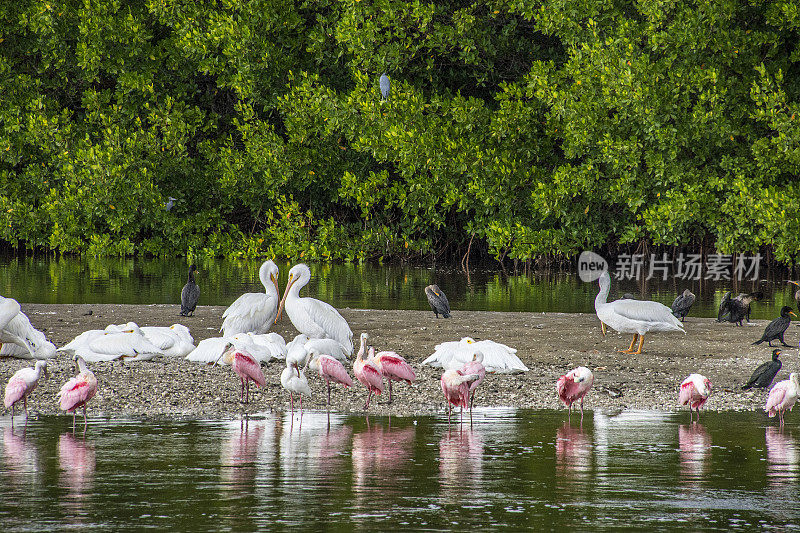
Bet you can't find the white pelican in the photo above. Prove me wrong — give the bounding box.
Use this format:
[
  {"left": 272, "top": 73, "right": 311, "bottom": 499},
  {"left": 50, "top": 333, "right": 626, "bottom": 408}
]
[
  {"left": 421, "top": 337, "right": 528, "bottom": 374},
  {"left": 595, "top": 271, "right": 684, "bottom": 354},
  {"left": 140, "top": 324, "right": 195, "bottom": 357},
  {"left": 0, "top": 296, "right": 57, "bottom": 359},
  {"left": 221, "top": 260, "right": 280, "bottom": 337},
  {"left": 286, "top": 333, "right": 349, "bottom": 368},
  {"left": 59, "top": 325, "right": 161, "bottom": 362},
  {"left": 185, "top": 332, "right": 285, "bottom": 365},
  {"left": 277, "top": 263, "right": 353, "bottom": 355}
]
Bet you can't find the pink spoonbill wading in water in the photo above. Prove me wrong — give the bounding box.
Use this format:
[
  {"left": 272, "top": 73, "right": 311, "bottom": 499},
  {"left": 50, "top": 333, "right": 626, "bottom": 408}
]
[
  {"left": 764, "top": 373, "right": 799, "bottom": 427},
  {"left": 4, "top": 360, "right": 48, "bottom": 427},
  {"left": 308, "top": 350, "right": 353, "bottom": 409},
  {"left": 369, "top": 347, "right": 416, "bottom": 404},
  {"left": 679, "top": 373, "right": 712, "bottom": 423},
  {"left": 216, "top": 344, "right": 266, "bottom": 404},
  {"left": 557, "top": 366, "right": 594, "bottom": 422},
  {"left": 353, "top": 333, "right": 383, "bottom": 410},
  {"left": 57, "top": 356, "right": 97, "bottom": 434}
]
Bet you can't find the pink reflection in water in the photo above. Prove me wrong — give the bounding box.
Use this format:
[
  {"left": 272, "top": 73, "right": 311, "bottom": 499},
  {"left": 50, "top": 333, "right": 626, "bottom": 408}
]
[
  {"left": 352, "top": 423, "right": 415, "bottom": 495},
  {"left": 438, "top": 428, "right": 484, "bottom": 499},
  {"left": 556, "top": 422, "right": 593, "bottom": 484},
  {"left": 58, "top": 432, "right": 95, "bottom": 517},
  {"left": 3, "top": 426, "right": 39, "bottom": 486},
  {"left": 765, "top": 426, "right": 798, "bottom": 486},
  {"left": 678, "top": 423, "right": 710, "bottom": 486}
]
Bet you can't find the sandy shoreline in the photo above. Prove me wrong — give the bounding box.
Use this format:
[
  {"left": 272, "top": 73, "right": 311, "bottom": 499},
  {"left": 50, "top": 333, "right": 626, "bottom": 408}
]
[{"left": 1, "top": 303, "right": 797, "bottom": 418}]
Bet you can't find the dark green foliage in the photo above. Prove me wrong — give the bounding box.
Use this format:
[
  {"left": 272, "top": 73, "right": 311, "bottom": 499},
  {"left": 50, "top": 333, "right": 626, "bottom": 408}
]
[{"left": 1, "top": 0, "right": 799, "bottom": 262}]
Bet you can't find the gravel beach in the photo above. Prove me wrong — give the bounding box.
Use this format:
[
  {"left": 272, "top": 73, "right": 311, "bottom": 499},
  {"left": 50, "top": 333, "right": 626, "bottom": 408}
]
[{"left": 2, "top": 303, "right": 798, "bottom": 418}]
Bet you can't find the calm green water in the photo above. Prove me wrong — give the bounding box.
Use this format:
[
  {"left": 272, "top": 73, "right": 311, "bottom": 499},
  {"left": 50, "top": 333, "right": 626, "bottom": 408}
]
[
  {"left": 0, "top": 256, "right": 796, "bottom": 319},
  {"left": 0, "top": 410, "right": 798, "bottom": 531}
]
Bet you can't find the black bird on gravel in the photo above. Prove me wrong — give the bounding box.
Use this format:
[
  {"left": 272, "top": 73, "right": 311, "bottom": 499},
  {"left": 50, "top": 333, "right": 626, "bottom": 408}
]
[
  {"left": 753, "top": 306, "right": 796, "bottom": 347},
  {"left": 742, "top": 349, "right": 782, "bottom": 390},
  {"left": 671, "top": 289, "right": 696, "bottom": 322},
  {"left": 719, "top": 291, "right": 761, "bottom": 326},
  {"left": 180, "top": 265, "right": 199, "bottom": 317},
  {"left": 425, "top": 284, "right": 451, "bottom": 318}
]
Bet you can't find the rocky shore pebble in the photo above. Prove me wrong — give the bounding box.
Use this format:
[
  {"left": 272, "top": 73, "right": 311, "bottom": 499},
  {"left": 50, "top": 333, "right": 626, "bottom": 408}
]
[{"left": 2, "top": 303, "right": 796, "bottom": 419}]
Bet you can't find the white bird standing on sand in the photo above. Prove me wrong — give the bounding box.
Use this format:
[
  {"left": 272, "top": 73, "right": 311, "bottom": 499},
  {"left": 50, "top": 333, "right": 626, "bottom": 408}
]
[
  {"left": 221, "top": 260, "right": 280, "bottom": 337},
  {"left": 422, "top": 337, "right": 528, "bottom": 373},
  {"left": 0, "top": 295, "right": 57, "bottom": 359},
  {"left": 277, "top": 263, "right": 353, "bottom": 355},
  {"left": 595, "top": 271, "right": 684, "bottom": 354},
  {"left": 281, "top": 360, "right": 312, "bottom": 413}
]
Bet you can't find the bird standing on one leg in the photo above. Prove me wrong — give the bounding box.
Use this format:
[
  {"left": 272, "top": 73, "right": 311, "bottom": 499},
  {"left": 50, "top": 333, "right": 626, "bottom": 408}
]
[{"left": 216, "top": 344, "right": 266, "bottom": 404}]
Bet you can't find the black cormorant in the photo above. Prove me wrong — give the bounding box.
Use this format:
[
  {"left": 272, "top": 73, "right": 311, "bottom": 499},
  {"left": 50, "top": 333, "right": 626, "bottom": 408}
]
[
  {"left": 671, "top": 289, "right": 696, "bottom": 322},
  {"left": 180, "top": 265, "right": 199, "bottom": 317},
  {"left": 425, "top": 284, "right": 451, "bottom": 318},
  {"left": 742, "top": 349, "right": 782, "bottom": 390},
  {"left": 753, "top": 306, "right": 796, "bottom": 347}
]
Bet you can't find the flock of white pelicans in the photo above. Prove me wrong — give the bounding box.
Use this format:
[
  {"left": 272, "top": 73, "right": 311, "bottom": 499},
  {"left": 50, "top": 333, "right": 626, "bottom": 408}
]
[{"left": 2, "top": 263, "right": 799, "bottom": 430}]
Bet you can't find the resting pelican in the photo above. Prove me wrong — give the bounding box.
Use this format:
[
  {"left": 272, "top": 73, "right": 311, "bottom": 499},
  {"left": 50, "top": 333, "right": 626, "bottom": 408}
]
[
  {"left": 185, "top": 332, "right": 285, "bottom": 365},
  {"left": 286, "top": 333, "right": 349, "bottom": 368},
  {"left": 595, "top": 271, "right": 684, "bottom": 354},
  {"left": 140, "top": 324, "right": 195, "bottom": 357},
  {"left": 0, "top": 296, "right": 57, "bottom": 359},
  {"left": 221, "top": 260, "right": 280, "bottom": 337},
  {"left": 59, "top": 326, "right": 161, "bottom": 362},
  {"left": 421, "top": 337, "right": 528, "bottom": 373},
  {"left": 277, "top": 263, "right": 353, "bottom": 355}
]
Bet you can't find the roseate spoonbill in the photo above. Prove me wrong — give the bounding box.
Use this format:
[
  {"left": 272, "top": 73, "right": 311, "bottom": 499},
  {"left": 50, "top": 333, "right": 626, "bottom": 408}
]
[
  {"left": 671, "top": 289, "right": 695, "bottom": 322},
  {"left": 277, "top": 264, "right": 353, "bottom": 355},
  {"left": 0, "top": 295, "right": 56, "bottom": 360},
  {"left": 595, "top": 271, "right": 684, "bottom": 354},
  {"left": 4, "top": 360, "right": 48, "bottom": 424},
  {"left": 281, "top": 360, "right": 311, "bottom": 413},
  {"left": 753, "top": 306, "right": 795, "bottom": 347},
  {"left": 679, "top": 373, "right": 712, "bottom": 423},
  {"left": 57, "top": 356, "right": 97, "bottom": 433},
  {"left": 460, "top": 350, "right": 485, "bottom": 412},
  {"left": 216, "top": 344, "right": 266, "bottom": 404},
  {"left": 370, "top": 347, "right": 415, "bottom": 404},
  {"left": 441, "top": 369, "right": 480, "bottom": 425},
  {"left": 422, "top": 337, "right": 528, "bottom": 373},
  {"left": 308, "top": 351, "right": 353, "bottom": 408},
  {"left": 425, "top": 284, "right": 450, "bottom": 318},
  {"left": 221, "top": 260, "right": 280, "bottom": 337},
  {"left": 557, "top": 366, "right": 594, "bottom": 420},
  {"left": 379, "top": 73, "right": 390, "bottom": 101},
  {"left": 179, "top": 265, "right": 199, "bottom": 316},
  {"left": 765, "top": 373, "right": 800, "bottom": 427},
  {"left": 743, "top": 349, "right": 782, "bottom": 390},
  {"left": 353, "top": 333, "right": 383, "bottom": 409}
]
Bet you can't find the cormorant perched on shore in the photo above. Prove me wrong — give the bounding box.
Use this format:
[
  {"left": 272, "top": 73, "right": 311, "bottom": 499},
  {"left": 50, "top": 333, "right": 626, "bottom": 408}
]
[
  {"left": 671, "top": 289, "right": 696, "bottom": 322},
  {"left": 742, "top": 349, "right": 782, "bottom": 390},
  {"left": 753, "top": 306, "right": 796, "bottom": 347},
  {"left": 788, "top": 281, "right": 800, "bottom": 313},
  {"left": 425, "top": 284, "right": 451, "bottom": 318},
  {"left": 718, "top": 291, "right": 761, "bottom": 326},
  {"left": 179, "top": 265, "right": 199, "bottom": 317}
]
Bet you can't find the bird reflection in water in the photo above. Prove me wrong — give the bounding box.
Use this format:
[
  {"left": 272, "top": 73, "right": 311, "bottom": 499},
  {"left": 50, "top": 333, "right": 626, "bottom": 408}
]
[
  {"left": 678, "top": 423, "right": 710, "bottom": 487},
  {"left": 220, "top": 416, "right": 268, "bottom": 491},
  {"left": 438, "top": 428, "right": 484, "bottom": 500},
  {"left": 555, "top": 422, "right": 593, "bottom": 486},
  {"left": 765, "top": 426, "right": 798, "bottom": 486},
  {"left": 3, "top": 425, "right": 40, "bottom": 486},
  {"left": 58, "top": 433, "right": 95, "bottom": 517},
  {"left": 352, "top": 423, "right": 415, "bottom": 501}
]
